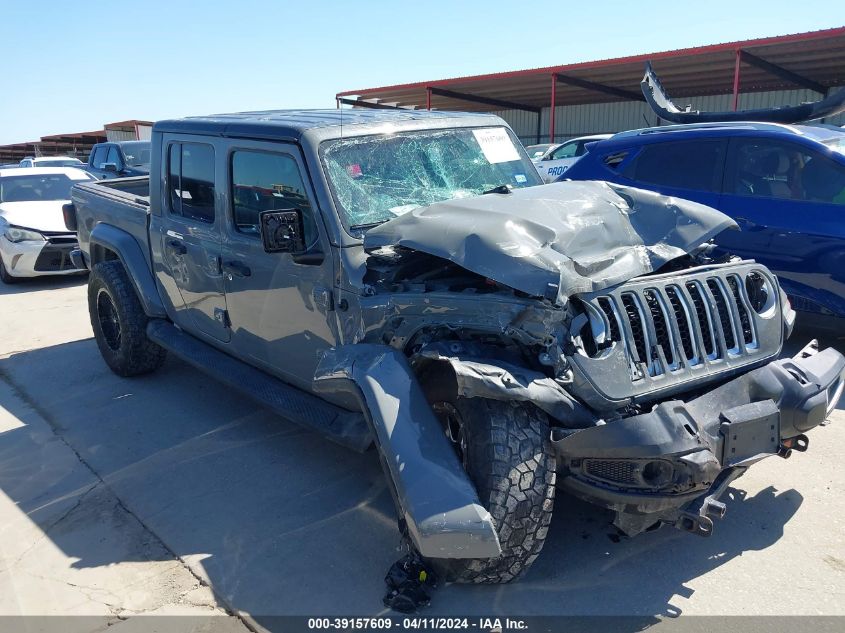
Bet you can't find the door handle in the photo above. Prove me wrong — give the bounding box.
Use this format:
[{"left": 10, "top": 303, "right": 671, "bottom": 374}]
[
  {"left": 167, "top": 239, "right": 187, "bottom": 255},
  {"left": 223, "top": 260, "right": 251, "bottom": 277}
]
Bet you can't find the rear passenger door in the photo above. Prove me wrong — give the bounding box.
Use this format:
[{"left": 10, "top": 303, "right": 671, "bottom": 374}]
[
  {"left": 718, "top": 136, "right": 845, "bottom": 317},
  {"left": 220, "top": 141, "right": 336, "bottom": 390},
  {"left": 617, "top": 138, "right": 727, "bottom": 209},
  {"left": 158, "top": 139, "right": 230, "bottom": 343}
]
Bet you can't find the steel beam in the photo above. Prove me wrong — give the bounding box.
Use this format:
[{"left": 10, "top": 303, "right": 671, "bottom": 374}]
[
  {"left": 739, "top": 49, "right": 827, "bottom": 94},
  {"left": 428, "top": 87, "right": 541, "bottom": 113},
  {"left": 554, "top": 73, "right": 644, "bottom": 102},
  {"left": 732, "top": 49, "right": 742, "bottom": 111},
  {"left": 336, "top": 97, "right": 405, "bottom": 110}
]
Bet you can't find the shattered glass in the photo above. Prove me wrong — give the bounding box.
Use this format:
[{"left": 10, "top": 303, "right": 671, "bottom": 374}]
[{"left": 320, "top": 127, "right": 542, "bottom": 232}]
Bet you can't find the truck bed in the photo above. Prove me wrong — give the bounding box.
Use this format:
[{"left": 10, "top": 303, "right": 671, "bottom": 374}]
[{"left": 71, "top": 176, "right": 152, "bottom": 270}]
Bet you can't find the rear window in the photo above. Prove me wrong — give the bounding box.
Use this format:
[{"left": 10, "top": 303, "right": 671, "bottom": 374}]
[
  {"left": 0, "top": 172, "right": 92, "bottom": 202},
  {"left": 622, "top": 139, "right": 726, "bottom": 192},
  {"left": 167, "top": 142, "right": 216, "bottom": 224}
]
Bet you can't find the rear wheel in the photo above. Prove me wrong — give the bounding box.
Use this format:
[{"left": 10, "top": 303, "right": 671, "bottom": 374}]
[
  {"left": 88, "top": 260, "right": 166, "bottom": 376},
  {"left": 430, "top": 397, "right": 556, "bottom": 583}
]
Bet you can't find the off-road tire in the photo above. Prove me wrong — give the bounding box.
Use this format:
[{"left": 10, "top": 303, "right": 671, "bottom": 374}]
[
  {"left": 88, "top": 260, "right": 166, "bottom": 376},
  {"left": 0, "top": 257, "right": 18, "bottom": 284},
  {"left": 432, "top": 398, "right": 556, "bottom": 583}
]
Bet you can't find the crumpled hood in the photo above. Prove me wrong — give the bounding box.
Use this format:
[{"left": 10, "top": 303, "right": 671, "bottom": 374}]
[
  {"left": 364, "top": 180, "right": 737, "bottom": 304},
  {"left": 0, "top": 200, "right": 70, "bottom": 233}
]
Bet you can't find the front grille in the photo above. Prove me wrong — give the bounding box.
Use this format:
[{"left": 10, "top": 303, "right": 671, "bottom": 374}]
[
  {"left": 34, "top": 244, "right": 78, "bottom": 271},
  {"left": 584, "top": 459, "right": 638, "bottom": 485},
  {"left": 42, "top": 232, "right": 78, "bottom": 245},
  {"left": 580, "top": 263, "right": 779, "bottom": 383}
]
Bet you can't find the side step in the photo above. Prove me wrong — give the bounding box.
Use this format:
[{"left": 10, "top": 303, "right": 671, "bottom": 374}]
[{"left": 146, "top": 320, "right": 372, "bottom": 453}]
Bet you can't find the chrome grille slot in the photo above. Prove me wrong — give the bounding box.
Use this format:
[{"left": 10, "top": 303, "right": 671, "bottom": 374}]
[
  {"left": 707, "top": 278, "right": 739, "bottom": 354},
  {"left": 644, "top": 288, "right": 677, "bottom": 370},
  {"left": 597, "top": 297, "right": 621, "bottom": 342},
  {"left": 666, "top": 285, "right": 698, "bottom": 365},
  {"left": 686, "top": 281, "right": 718, "bottom": 359},
  {"left": 727, "top": 274, "right": 755, "bottom": 346},
  {"left": 620, "top": 293, "right": 651, "bottom": 371}
]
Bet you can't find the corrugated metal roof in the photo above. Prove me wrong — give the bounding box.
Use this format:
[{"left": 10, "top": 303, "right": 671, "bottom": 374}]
[{"left": 338, "top": 27, "right": 845, "bottom": 111}]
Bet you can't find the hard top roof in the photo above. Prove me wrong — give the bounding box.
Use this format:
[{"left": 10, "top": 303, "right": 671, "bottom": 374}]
[{"left": 153, "top": 109, "right": 498, "bottom": 141}]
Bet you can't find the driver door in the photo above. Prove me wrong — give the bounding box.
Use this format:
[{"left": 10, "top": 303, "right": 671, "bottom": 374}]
[{"left": 220, "top": 141, "right": 336, "bottom": 390}]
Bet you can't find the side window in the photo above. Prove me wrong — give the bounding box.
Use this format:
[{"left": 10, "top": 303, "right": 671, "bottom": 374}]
[
  {"left": 168, "top": 142, "right": 216, "bottom": 223},
  {"left": 91, "top": 146, "right": 109, "bottom": 168},
  {"left": 106, "top": 146, "right": 121, "bottom": 167},
  {"left": 730, "top": 138, "right": 845, "bottom": 205},
  {"left": 231, "top": 150, "right": 318, "bottom": 244},
  {"left": 622, "top": 139, "right": 726, "bottom": 192},
  {"left": 549, "top": 141, "right": 578, "bottom": 160}
]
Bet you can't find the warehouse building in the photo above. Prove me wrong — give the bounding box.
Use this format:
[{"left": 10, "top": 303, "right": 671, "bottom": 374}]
[
  {"left": 336, "top": 27, "right": 845, "bottom": 145},
  {"left": 0, "top": 120, "right": 152, "bottom": 163}
]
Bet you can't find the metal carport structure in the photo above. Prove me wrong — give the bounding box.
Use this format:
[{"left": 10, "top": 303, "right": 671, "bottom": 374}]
[{"left": 336, "top": 27, "right": 845, "bottom": 144}]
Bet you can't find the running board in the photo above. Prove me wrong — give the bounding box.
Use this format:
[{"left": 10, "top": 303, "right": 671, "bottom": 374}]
[{"left": 146, "top": 320, "right": 372, "bottom": 453}]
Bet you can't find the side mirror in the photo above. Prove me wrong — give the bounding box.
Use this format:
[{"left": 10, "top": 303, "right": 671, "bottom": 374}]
[
  {"left": 103, "top": 163, "right": 118, "bottom": 173},
  {"left": 62, "top": 203, "right": 78, "bottom": 232},
  {"left": 259, "top": 209, "right": 307, "bottom": 254}
]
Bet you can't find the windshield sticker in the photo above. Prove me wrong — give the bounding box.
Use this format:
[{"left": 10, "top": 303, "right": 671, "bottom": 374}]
[
  {"left": 514, "top": 174, "right": 527, "bottom": 184},
  {"left": 346, "top": 164, "right": 363, "bottom": 178},
  {"left": 472, "top": 128, "right": 520, "bottom": 164}
]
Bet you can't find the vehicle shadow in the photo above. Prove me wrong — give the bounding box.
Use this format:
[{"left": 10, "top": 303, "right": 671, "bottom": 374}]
[
  {"left": 0, "top": 274, "right": 87, "bottom": 296},
  {"left": 0, "top": 334, "right": 823, "bottom": 621}
]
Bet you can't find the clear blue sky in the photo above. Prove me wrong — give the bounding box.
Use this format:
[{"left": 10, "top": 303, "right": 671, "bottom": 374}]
[{"left": 2, "top": 0, "right": 842, "bottom": 144}]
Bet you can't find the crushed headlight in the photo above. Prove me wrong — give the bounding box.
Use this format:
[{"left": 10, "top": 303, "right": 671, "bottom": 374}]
[{"left": 3, "top": 226, "right": 45, "bottom": 243}]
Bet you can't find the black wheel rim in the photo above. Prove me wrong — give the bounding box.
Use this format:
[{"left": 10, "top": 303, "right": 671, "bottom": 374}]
[
  {"left": 97, "top": 288, "right": 121, "bottom": 351},
  {"left": 432, "top": 402, "right": 468, "bottom": 469}
]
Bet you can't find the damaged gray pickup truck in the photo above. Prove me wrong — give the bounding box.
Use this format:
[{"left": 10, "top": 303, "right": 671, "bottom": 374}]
[{"left": 66, "top": 109, "right": 845, "bottom": 584}]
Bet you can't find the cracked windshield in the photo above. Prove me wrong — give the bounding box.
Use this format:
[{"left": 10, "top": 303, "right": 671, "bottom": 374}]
[{"left": 322, "top": 126, "right": 542, "bottom": 231}]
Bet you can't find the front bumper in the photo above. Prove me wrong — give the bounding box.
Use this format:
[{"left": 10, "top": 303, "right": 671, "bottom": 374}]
[
  {"left": 0, "top": 236, "right": 86, "bottom": 278},
  {"left": 553, "top": 340, "right": 845, "bottom": 537}
]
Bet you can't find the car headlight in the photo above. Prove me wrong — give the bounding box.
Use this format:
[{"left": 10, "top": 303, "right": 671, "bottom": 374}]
[{"left": 3, "top": 226, "right": 45, "bottom": 243}]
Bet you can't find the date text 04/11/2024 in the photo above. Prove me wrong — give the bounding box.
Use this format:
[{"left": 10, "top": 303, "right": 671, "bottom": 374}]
[{"left": 306, "top": 617, "right": 528, "bottom": 631}]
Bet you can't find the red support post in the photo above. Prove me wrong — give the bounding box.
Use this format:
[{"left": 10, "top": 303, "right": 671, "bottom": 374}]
[
  {"left": 426, "top": 87, "right": 432, "bottom": 110},
  {"left": 549, "top": 74, "right": 557, "bottom": 143},
  {"left": 732, "top": 49, "right": 742, "bottom": 111}
]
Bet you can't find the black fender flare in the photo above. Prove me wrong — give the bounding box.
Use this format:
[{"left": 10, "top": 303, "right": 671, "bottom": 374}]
[
  {"left": 641, "top": 61, "right": 845, "bottom": 124},
  {"left": 89, "top": 224, "right": 167, "bottom": 318}
]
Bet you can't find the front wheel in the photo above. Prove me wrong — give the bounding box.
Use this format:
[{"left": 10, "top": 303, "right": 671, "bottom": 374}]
[
  {"left": 88, "top": 260, "right": 166, "bottom": 376},
  {"left": 0, "top": 256, "right": 18, "bottom": 284},
  {"left": 431, "top": 398, "right": 556, "bottom": 583}
]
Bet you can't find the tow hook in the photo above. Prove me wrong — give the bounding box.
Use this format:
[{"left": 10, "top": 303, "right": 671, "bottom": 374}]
[
  {"left": 778, "top": 434, "right": 810, "bottom": 459},
  {"left": 674, "top": 467, "right": 746, "bottom": 537}
]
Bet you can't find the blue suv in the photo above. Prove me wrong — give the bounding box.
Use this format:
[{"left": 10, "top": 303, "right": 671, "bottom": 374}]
[{"left": 563, "top": 122, "right": 845, "bottom": 330}]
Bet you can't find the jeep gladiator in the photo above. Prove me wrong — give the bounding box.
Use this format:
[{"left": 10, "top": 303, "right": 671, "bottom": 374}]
[{"left": 66, "top": 109, "right": 845, "bottom": 584}]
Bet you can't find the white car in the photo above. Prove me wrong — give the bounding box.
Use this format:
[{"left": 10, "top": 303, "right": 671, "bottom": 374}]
[
  {"left": 0, "top": 167, "right": 94, "bottom": 283},
  {"left": 532, "top": 134, "right": 612, "bottom": 183},
  {"left": 19, "top": 156, "right": 85, "bottom": 168}
]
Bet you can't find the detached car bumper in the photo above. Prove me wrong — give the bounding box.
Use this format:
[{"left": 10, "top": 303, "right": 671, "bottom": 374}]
[
  {"left": 0, "top": 236, "right": 86, "bottom": 278},
  {"left": 553, "top": 340, "right": 845, "bottom": 537}
]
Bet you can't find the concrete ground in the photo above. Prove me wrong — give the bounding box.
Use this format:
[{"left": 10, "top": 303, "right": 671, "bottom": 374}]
[{"left": 0, "top": 276, "right": 843, "bottom": 630}]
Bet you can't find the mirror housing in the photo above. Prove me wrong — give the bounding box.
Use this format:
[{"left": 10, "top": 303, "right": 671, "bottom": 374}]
[
  {"left": 103, "top": 162, "right": 118, "bottom": 173},
  {"left": 259, "top": 209, "right": 307, "bottom": 254}
]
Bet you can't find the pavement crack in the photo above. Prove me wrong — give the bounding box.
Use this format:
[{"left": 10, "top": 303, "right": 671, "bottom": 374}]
[{"left": 0, "top": 482, "right": 100, "bottom": 573}]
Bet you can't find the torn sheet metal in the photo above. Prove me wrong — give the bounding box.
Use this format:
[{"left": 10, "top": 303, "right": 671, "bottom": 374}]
[
  {"left": 364, "top": 180, "right": 737, "bottom": 304},
  {"left": 313, "top": 344, "right": 502, "bottom": 560},
  {"left": 416, "top": 349, "right": 595, "bottom": 428}
]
